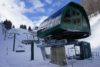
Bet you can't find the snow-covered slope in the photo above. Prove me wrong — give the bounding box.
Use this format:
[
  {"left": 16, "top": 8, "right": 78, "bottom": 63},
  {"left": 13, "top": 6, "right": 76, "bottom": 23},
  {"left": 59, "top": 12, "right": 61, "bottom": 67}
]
[
  {"left": 0, "top": 23, "right": 11, "bottom": 67},
  {"left": 0, "top": 13, "right": 100, "bottom": 67},
  {"left": 81, "top": 13, "right": 100, "bottom": 51},
  {"left": 0, "top": 24, "right": 57, "bottom": 67}
]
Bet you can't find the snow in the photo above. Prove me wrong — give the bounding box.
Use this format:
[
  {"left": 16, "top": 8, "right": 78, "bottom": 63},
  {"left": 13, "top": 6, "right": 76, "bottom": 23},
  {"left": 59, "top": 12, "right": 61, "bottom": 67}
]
[
  {"left": 0, "top": 24, "right": 58, "bottom": 67},
  {"left": 80, "top": 14, "right": 100, "bottom": 51},
  {"left": 0, "top": 13, "right": 100, "bottom": 67}
]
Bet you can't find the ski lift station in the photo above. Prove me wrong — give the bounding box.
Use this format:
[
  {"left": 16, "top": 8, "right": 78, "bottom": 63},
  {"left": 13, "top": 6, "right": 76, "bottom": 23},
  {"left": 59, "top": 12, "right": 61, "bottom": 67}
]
[
  {"left": 37, "top": 2, "right": 92, "bottom": 66},
  {"left": 37, "top": 2, "right": 91, "bottom": 39}
]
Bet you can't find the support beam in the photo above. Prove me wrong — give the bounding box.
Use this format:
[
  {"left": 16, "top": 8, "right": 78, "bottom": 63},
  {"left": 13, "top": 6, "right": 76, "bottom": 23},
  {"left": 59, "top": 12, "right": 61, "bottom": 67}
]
[
  {"left": 50, "top": 46, "right": 66, "bottom": 66},
  {"left": 13, "top": 33, "right": 16, "bottom": 51},
  {"left": 31, "top": 42, "right": 34, "bottom": 60},
  {"left": 40, "top": 47, "right": 47, "bottom": 60}
]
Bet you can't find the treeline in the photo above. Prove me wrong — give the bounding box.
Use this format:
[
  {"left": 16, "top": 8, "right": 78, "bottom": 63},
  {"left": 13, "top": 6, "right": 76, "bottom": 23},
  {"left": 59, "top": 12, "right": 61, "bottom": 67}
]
[
  {"left": 3, "top": 20, "right": 13, "bottom": 30},
  {"left": 1, "top": 19, "right": 13, "bottom": 40},
  {"left": 81, "top": 0, "right": 100, "bottom": 15},
  {"left": 20, "top": 24, "right": 32, "bottom": 31},
  {"left": 1, "top": 19, "right": 32, "bottom": 32}
]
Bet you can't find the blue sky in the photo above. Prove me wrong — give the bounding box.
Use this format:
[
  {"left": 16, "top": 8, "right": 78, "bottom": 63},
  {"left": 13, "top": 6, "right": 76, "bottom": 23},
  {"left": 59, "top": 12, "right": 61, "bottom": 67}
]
[
  {"left": 0, "top": 0, "right": 80, "bottom": 28},
  {"left": 24, "top": 0, "right": 80, "bottom": 22}
]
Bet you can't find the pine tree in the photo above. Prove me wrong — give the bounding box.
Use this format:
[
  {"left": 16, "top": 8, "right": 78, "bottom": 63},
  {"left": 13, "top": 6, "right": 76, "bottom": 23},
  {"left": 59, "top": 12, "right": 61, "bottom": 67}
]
[
  {"left": 28, "top": 26, "right": 32, "bottom": 31},
  {"left": 3, "top": 20, "right": 12, "bottom": 30},
  {"left": 12, "top": 25, "right": 15, "bottom": 28},
  {"left": 3, "top": 19, "right": 12, "bottom": 40},
  {"left": 20, "top": 24, "right": 27, "bottom": 29},
  {"left": 23, "top": 25, "right": 27, "bottom": 29}
]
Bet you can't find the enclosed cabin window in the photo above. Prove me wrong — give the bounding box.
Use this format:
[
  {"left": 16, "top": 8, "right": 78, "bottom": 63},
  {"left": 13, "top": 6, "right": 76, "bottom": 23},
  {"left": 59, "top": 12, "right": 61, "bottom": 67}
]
[
  {"left": 63, "top": 7, "right": 83, "bottom": 31},
  {"left": 72, "top": 8, "right": 81, "bottom": 25},
  {"left": 63, "top": 7, "right": 81, "bottom": 24},
  {"left": 63, "top": 8, "right": 71, "bottom": 22}
]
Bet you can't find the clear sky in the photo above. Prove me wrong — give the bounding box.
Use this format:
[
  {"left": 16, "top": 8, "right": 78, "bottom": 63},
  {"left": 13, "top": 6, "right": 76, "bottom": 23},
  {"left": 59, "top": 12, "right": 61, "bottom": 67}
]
[{"left": 0, "top": 0, "right": 80, "bottom": 28}]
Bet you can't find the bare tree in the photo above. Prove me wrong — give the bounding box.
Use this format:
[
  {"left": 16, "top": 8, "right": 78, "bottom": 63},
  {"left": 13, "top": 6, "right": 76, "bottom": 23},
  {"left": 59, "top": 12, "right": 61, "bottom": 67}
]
[{"left": 81, "top": 0, "right": 100, "bottom": 15}]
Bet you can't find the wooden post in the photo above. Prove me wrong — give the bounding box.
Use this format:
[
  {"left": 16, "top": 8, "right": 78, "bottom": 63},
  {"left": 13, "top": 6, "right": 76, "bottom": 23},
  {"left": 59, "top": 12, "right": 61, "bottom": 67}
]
[
  {"left": 13, "top": 33, "right": 16, "bottom": 51},
  {"left": 51, "top": 46, "right": 66, "bottom": 66},
  {"left": 31, "top": 42, "right": 34, "bottom": 60}
]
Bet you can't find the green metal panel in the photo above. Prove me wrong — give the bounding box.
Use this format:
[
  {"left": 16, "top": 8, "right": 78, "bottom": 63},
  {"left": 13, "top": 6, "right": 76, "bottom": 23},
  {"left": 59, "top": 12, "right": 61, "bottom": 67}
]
[
  {"left": 61, "top": 5, "right": 90, "bottom": 32},
  {"left": 37, "top": 2, "right": 91, "bottom": 39},
  {"left": 37, "top": 25, "right": 62, "bottom": 38},
  {"left": 75, "top": 42, "right": 92, "bottom": 60}
]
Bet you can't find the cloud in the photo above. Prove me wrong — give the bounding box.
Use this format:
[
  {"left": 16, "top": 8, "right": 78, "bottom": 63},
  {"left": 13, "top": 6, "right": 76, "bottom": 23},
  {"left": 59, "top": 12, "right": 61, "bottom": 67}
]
[
  {"left": 34, "top": 16, "right": 48, "bottom": 26},
  {"left": 27, "top": 0, "right": 46, "bottom": 13},
  {"left": 0, "top": 0, "right": 34, "bottom": 28},
  {"left": 30, "top": 0, "right": 44, "bottom": 9},
  {"left": 14, "top": 0, "right": 33, "bottom": 13},
  {"left": 15, "top": 0, "right": 46, "bottom": 14},
  {"left": 45, "top": 0, "right": 52, "bottom": 4}
]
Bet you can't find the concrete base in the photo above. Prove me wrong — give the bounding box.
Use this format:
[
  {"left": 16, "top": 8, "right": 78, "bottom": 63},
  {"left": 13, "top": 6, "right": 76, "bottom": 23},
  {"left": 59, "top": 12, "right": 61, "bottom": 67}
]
[{"left": 50, "top": 46, "right": 66, "bottom": 66}]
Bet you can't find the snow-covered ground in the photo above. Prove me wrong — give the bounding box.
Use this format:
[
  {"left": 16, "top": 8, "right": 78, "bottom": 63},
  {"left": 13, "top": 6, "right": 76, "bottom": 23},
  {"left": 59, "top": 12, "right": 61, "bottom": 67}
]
[
  {"left": 0, "top": 13, "right": 100, "bottom": 67},
  {"left": 0, "top": 24, "right": 58, "bottom": 67}
]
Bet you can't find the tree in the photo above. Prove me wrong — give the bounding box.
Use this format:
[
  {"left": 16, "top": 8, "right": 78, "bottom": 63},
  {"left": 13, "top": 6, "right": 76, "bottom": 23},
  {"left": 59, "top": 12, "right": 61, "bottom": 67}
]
[
  {"left": 20, "top": 24, "right": 23, "bottom": 29},
  {"left": 81, "top": 0, "right": 100, "bottom": 15},
  {"left": 28, "top": 26, "right": 32, "bottom": 31},
  {"left": 3, "top": 20, "right": 12, "bottom": 40},
  {"left": 23, "top": 25, "right": 27, "bottom": 29},
  {"left": 95, "top": 0, "right": 100, "bottom": 12},
  {"left": 34, "top": 26, "right": 38, "bottom": 30},
  {"left": 3, "top": 20, "right": 12, "bottom": 30},
  {"left": 12, "top": 25, "right": 15, "bottom": 28},
  {"left": 20, "top": 24, "right": 27, "bottom": 29}
]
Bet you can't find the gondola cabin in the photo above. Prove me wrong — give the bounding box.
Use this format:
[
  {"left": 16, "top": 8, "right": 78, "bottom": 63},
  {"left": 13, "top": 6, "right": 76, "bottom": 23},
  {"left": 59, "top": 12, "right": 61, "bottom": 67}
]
[{"left": 37, "top": 2, "right": 91, "bottom": 39}]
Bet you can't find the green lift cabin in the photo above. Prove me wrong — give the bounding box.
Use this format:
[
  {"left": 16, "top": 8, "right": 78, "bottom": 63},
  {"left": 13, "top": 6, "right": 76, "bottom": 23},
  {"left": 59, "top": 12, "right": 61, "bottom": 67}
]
[{"left": 37, "top": 2, "right": 91, "bottom": 39}]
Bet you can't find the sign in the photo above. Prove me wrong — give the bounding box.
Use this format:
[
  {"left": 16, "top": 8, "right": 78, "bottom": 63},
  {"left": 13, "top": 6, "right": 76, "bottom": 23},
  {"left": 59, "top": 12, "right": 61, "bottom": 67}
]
[{"left": 22, "top": 40, "right": 33, "bottom": 44}]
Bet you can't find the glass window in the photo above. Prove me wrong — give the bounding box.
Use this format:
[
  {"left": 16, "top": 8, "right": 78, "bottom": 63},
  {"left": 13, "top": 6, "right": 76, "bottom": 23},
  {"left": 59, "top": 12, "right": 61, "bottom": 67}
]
[
  {"left": 63, "top": 10, "right": 71, "bottom": 22},
  {"left": 73, "top": 18, "right": 80, "bottom": 25},
  {"left": 72, "top": 10, "right": 76, "bottom": 15},
  {"left": 65, "top": 13, "right": 70, "bottom": 17},
  {"left": 64, "top": 17, "right": 70, "bottom": 22}
]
